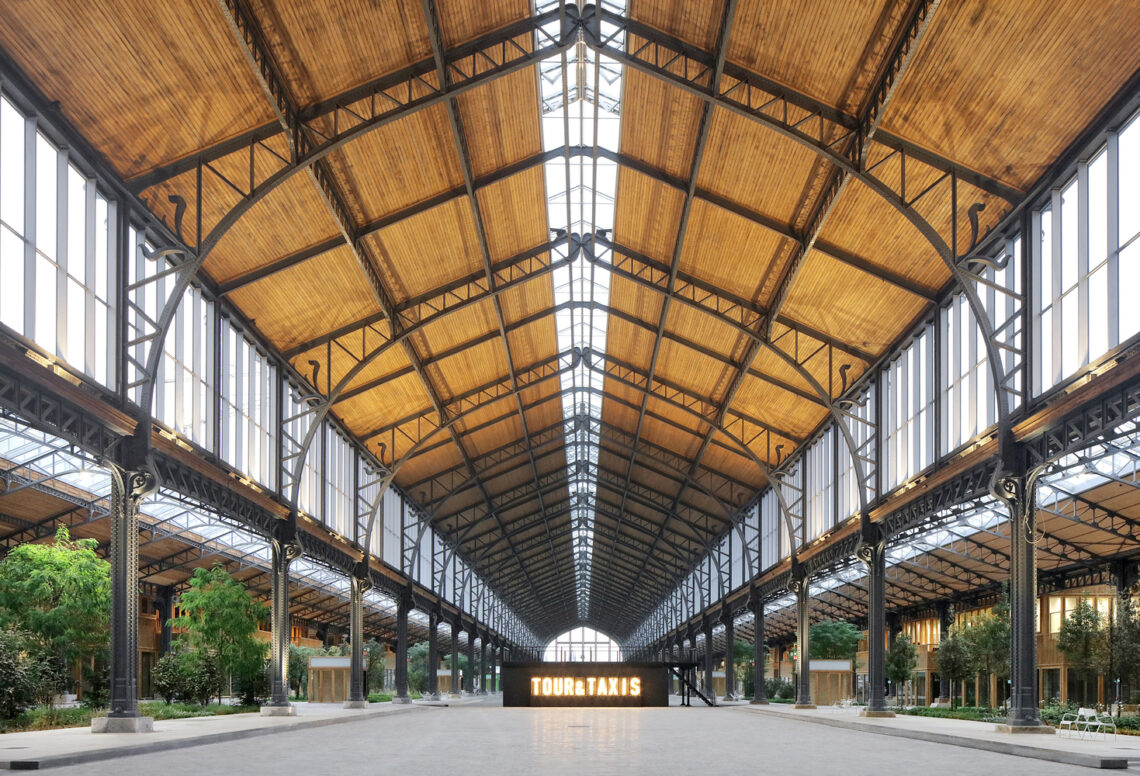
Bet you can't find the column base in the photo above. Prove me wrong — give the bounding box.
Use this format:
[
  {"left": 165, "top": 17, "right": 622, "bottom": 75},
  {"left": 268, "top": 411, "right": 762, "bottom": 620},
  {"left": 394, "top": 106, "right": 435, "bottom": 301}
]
[
  {"left": 448, "top": 692, "right": 463, "bottom": 699},
  {"left": 92, "top": 716, "right": 154, "bottom": 733},
  {"left": 392, "top": 695, "right": 413, "bottom": 704},
  {"left": 994, "top": 724, "right": 1055, "bottom": 735},
  {"left": 343, "top": 700, "right": 370, "bottom": 709},
  {"left": 749, "top": 699, "right": 769, "bottom": 705},
  {"left": 260, "top": 704, "right": 297, "bottom": 716},
  {"left": 422, "top": 692, "right": 441, "bottom": 701},
  {"left": 860, "top": 710, "right": 896, "bottom": 718},
  {"left": 930, "top": 700, "right": 952, "bottom": 708},
  {"left": 792, "top": 703, "right": 817, "bottom": 710}
]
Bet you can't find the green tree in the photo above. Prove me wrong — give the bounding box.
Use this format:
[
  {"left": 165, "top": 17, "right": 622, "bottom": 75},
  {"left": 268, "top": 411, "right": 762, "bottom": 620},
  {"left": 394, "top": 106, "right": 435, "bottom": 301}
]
[
  {"left": 364, "top": 638, "right": 386, "bottom": 691},
  {"left": 0, "top": 627, "right": 55, "bottom": 718},
  {"left": 733, "top": 640, "right": 754, "bottom": 697},
  {"left": 809, "top": 621, "right": 861, "bottom": 661},
  {"left": 1057, "top": 598, "right": 1104, "bottom": 705},
  {"left": 963, "top": 596, "right": 1010, "bottom": 706},
  {"left": 886, "top": 634, "right": 918, "bottom": 702},
  {"left": 935, "top": 630, "right": 973, "bottom": 708},
  {"left": 0, "top": 526, "right": 110, "bottom": 671},
  {"left": 151, "top": 653, "right": 182, "bottom": 704},
  {"left": 1106, "top": 594, "right": 1140, "bottom": 704},
  {"left": 288, "top": 645, "right": 321, "bottom": 699},
  {"left": 407, "top": 641, "right": 430, "bottom": 693},
  {"left": 170, "top": 564, "right": 268, "bottom": 702}
]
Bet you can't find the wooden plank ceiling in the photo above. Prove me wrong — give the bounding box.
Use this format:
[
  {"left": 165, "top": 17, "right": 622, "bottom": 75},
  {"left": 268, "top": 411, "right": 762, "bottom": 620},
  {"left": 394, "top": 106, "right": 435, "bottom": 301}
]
[{"left": 1, "top": 0, "right": 1137, "bottom": 640}]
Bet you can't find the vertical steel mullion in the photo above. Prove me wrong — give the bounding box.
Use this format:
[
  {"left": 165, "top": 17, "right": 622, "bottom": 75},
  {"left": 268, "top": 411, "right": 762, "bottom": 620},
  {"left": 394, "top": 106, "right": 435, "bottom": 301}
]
[
  {"left": 84, "top": 174, "right": 96, "bottom": 377},
  {"left": 933, "top": 310, "right": 944, "bottom": 462},
  {"left": 274, "top": 369, "right": 284, "bottom": 499},
  {"left": 967, "top": 296, "right": 978, "bottom": 441},
  {"left": 1030, "top": 209, "right": 1043, "bottom": 395},
  {"left": 1107, "top": 132, "right": 1120, "bottom": 348},
  {"left": 110, "top": 200, "right": 124, "bottom": 396},
  {"left": 190, "top": 292, "right": 202, "bottom": 442},
  {"left": 1077, "top": 161, "right": 1090, "bottom": 367},
  {"left": 23, "top": 114, "right": 36, "bottom": 338},
  {"left": 950, "top": 301, "right": 961, "bottom": 450},
  {"left": 985, "top": 257, "right": 997, "bottom": 427},
  {"left": 55, "top": 146, "right": 67, "bottom": 361},
  {"left": 1050, "top": 188, "right": 1063, "bottom": 387},
  {"left": 246, "top": 338, "right": 256, "bottom": 482},
  {"left": 234, "top": 333, "right": 244, "bottom": 473}
]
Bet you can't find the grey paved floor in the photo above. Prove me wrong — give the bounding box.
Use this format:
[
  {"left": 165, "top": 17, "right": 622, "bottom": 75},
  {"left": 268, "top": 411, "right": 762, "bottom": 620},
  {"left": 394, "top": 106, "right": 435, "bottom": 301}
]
[{"left": 34, "top": 698, "right": 1125, "bottom": 776}]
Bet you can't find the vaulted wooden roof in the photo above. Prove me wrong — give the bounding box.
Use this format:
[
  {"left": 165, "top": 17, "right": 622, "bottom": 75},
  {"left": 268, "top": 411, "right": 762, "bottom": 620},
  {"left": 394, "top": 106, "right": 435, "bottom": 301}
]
[{"left": 2, "top": 0, "right": 1137, "bottom": 639}]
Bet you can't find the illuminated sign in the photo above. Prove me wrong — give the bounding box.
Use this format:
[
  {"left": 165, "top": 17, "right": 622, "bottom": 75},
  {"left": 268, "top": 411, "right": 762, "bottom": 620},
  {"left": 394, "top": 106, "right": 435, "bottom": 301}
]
[
  {"left": 530, "top": 676, "right": 642, "bottom": 697},
  {"left": 503, "top": 662, "right": 668, "bottom": 707}
]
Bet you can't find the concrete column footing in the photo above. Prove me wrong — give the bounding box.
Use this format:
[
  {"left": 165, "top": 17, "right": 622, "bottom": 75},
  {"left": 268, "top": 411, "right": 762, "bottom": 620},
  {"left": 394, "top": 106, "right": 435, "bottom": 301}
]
[
  {"left": 860, "top": 710, "right": 896, "bottom": 718},
  {"left": 392, "top": 696, "right": 413, "bottom": 705},
  {"left": 993, "top": 724, "right": 1055, "bottom": 735},
  {"left": 342, "top": 700, "right": 369, "bottom": 709},
  {"left": 930, "top": 700, "right": 952, "bottom": 708},
  {"left": 91, "top": 716, "right": 154, "bottom": 733},
  {"left": 259, "top": 705, "right": 296, "bottom": 717}
]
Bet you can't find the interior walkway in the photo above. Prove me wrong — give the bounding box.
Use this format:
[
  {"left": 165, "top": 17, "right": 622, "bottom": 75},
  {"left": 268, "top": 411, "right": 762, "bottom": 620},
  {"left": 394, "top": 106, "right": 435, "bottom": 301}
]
[{"left": 7, "top": 697, "right": 1138, "bottom": 774}]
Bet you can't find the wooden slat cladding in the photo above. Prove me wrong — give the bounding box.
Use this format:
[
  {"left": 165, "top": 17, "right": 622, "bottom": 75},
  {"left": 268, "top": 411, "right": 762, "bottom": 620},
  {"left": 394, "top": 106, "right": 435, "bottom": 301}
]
[
  {"left": 0, "top": 1, "right": 274, "bottom": 178},
  {"left": 619, "top": 69, "right": 704, "bottom": 180},
  {"left": 323, "top": 105, "right": 464, "bottom": 226},
  {"left": 247, "top": 0, "right": 432, "bottom": 107},
  {"left": 457, "top": 69, "right": 543, "bottom": 178},
  {"left": 880, "top": 0, "right": 1140, "bottom": 190},
  {"left": 678, "top": 199, "right": 791, "bottom": 306},
  {"left": 436, "top": 0, "right": 532, "bottom": 48},
  {"left": 726, "top": 0, "right": 897, "bottom": 112},
  {"left": 229, "top": 245, "right": 381, "bottom": 353},
  {"left": 697, "top": 109, "right": 825, "bottom": 228},
  {"left": 362, "top": 198, "right": 482, "bottom": 304},
  {"left": 477, "top": 168, "right": 550, "bottom": 260},
  {"left": 630, "top": 0, "right": 727, "bottom": 51},
  {"left": 780, "top": 251, "right": 928, "bottom": 356}
]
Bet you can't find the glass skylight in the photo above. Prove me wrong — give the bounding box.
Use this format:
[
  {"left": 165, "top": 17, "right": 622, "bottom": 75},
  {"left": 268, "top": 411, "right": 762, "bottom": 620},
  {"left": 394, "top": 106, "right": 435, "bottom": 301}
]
[{"left": 537, "top": 0, "right": 627, "bottom": 620}]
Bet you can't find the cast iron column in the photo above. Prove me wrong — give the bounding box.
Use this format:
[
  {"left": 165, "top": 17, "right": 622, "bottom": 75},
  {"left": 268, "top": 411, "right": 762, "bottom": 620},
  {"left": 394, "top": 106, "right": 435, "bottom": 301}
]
[
  {"left": 449, "top": 619, "right": 461, "bottom": 697},
  {"left": 703, "top": 619, "right": 716, "bottom": 704},
  {"left": 465, "top": 627, "right": 476, "bottom": 694},
  {"left": 857, "top": 530, "right": 892, "bottom": 716},
  {"left": 263, "top": 529, "right": 302, "bottom": 715},
  {"left": 426, "top": 609, "right": 440, "bottom": 700},
  {"left": 993, "top": 461, "right": 1048, "bottom": 729},
  {"left": 751, "top": 595, "right": 768, "bottom": 704},
  {"left": 935, "top": 600, "right": 954, "bottom": 706},
  {"left": 479, "top": 636, "right": 489, "bottom": 694},
  {"left": 790, "top": 574, "right": 815, "bottom": 708},
  {"left": 722, "top": 611, "right": 736, "bottom": 701},
  {"left": 97, "top": 463, "right": 157, "bottom": 732},
  {"left": 394, "top": 594, "right": 411, "bottom": 703},
  {"left": 345, "top": 566, "right": 371, "bottom": 708}
]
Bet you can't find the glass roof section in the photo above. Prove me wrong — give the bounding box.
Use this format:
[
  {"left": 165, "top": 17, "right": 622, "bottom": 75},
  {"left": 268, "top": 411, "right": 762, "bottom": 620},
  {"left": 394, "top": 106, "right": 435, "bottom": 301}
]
[{"left": 537, "top": 0, "right": 627, "bottom": 620}]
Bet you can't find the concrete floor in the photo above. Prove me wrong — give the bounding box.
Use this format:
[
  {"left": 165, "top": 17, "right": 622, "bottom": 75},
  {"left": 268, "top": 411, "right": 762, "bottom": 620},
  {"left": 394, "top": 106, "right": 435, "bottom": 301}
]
[{"left": 31, "top": 698, "right": 1128, "bottom": 776}]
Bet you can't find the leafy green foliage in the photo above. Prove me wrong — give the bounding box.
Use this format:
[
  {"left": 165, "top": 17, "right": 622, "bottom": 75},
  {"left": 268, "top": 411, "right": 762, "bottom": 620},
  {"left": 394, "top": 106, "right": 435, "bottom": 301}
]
[
  {"left": 0, "top": 526, "right": 110, "bottom": 667},
  {"left": 1107, "top": 594, "right": 1140, "bottom": 698},
  {"left": 407, "top": 641, "right": 430, "bottom": 693},
  {"left": 934, "top": 629, "right": 973, "bottom": 707},
  {"left": 765, "top": 677, "right": 794, "bottom": 699},
  {"left": 170, "top": 564, "right": 268, "bottom": 702},
  {"left": 963, "top": 595, "right": 1010, "bottom": 683},
  {"left": 1057, "top": 599, "right": 1104, "bottom": 674},
  {"left": 809, "top": 621, "right": 861, "bottom": 661},
  {"left": 0, "top": 701, "right": 259, "bottom": 733},
  {"left": 79, "top": 650, "right": 110, "bottom": 710},
  {"left": 0, "top": 627, "right": 60, "bottom": 718},
  {"left": 885, "top": 634, "right": 918, "bottom": 686},
  {"left": 151, "top": 653, "right": 182, "bottom": 704}
]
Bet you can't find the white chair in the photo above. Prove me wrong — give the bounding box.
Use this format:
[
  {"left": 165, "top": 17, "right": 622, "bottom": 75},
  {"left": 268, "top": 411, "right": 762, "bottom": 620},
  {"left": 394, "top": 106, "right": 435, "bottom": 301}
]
[
  {"left": 1058, "top": 707, "right": 1097, "bottom": 737},
  {"left": 1084, "top": 710, "right": 1118, "bottom": 741}
]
